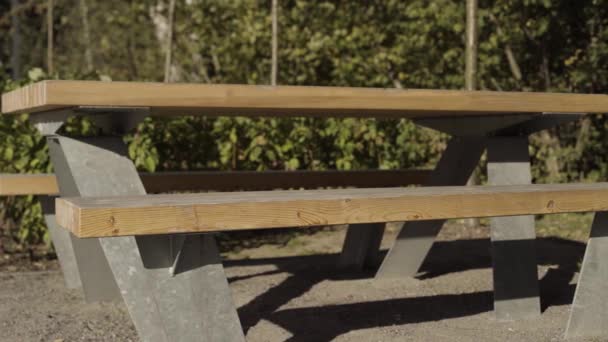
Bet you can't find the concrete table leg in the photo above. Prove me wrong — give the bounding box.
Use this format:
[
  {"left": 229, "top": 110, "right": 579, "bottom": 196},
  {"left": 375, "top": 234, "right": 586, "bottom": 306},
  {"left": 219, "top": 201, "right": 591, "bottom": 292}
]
[
  {"left": 565, "top": 211, "right": 608, "bottom": 339},
  {"left": 49, "top": 135, "right": 244, "bottom": 342},
  {"left": 487, "top": 137, "right": 540, "bottom": 320},
  {"left": 40, "top": 196, "right": 82, "bottom": 289},
  {"left": 339, "top": 223, "right": 385, "bottom": 269},
  {"left": 375, "top": 137, "right": 485, "bottom": 278},
  {"left": 47, "top": 137, "right": 122, "bottom": 302}
]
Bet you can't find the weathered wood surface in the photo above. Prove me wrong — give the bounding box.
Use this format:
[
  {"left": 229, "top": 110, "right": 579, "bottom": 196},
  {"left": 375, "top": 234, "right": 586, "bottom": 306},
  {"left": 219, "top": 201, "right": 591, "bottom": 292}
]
[
  {"left": 0, "top": 174, "right": 59, "bottom": 195},
  {"left": 0, "top": 169, "right": 429, "bottom": 195},
  {"left": 3, "top": 80, "right": 608, "bottom": 117},
  {"left": 57, "top": 182, "right": 608, "bottom": 238}
]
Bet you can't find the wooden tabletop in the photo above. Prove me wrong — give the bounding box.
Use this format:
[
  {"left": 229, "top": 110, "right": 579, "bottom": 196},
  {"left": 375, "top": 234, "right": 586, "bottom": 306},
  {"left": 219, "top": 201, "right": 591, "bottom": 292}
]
[{"left": 3, "top": 80, "right": 608, "bottom": 118}]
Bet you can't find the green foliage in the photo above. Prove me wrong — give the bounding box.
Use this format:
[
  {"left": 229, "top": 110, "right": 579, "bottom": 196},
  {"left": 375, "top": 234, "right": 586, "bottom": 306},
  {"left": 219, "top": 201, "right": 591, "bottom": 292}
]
[
  {"left": 0, "top": 70, "right": 52, "bottom": 247},
  {"left": 2, "top": 0, "right": 608, "bottom": 252},
  {"left": 0, "top": 70, "right": 100, "bottom": 248},
  {"left": 128, "top": 116, "right": 443, "bottom": 173}
]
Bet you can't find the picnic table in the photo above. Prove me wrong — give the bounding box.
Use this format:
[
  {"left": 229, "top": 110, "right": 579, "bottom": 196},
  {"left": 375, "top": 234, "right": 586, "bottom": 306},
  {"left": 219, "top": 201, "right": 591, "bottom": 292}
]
[
  {"left": 3, "top": 80, "right": 608, "bottom": 341},
  {"left": 0, "top": 169, "right": 430, "bottom": 291}
]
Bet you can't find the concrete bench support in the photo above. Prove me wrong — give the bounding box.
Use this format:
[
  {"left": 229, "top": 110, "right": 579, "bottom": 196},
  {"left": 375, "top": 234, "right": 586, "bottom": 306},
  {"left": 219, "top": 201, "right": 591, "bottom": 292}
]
[
  {"left": 566, "top": 211, "right": 608, "bottom": 339},
  {"left": 372, "top": 116, "right": 577, "bottom": 321},
  {"left": 48, "top": 134, "right": 244, "bottom": 342},
  {"left": 375, "top": 136, "right": 486, "bottom": 277},
  {"left": 47, "top": 137, "right": 122, "bottom": 302},
  {"left": 40, "top": 196, "right": 82, "bottom": 289},
  {"left": 338, "top": 223, "right": 385, "bottom": 269},
  {"left": 375, "top": 136, "right": 541, "bottom": 319},
  {"left": 486, "top": 137, "right": 540, "bottom": 320}
]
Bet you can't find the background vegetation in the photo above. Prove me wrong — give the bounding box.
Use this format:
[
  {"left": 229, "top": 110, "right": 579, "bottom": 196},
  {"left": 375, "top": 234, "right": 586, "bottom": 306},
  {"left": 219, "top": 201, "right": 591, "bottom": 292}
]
[{"left": 0, "top": 0, "right": 607, "bottom": 255}]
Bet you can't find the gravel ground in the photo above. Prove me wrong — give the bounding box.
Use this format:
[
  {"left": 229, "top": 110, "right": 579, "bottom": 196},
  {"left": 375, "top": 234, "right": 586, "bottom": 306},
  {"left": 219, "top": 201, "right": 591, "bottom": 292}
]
[{"left": 0, "top": 223, "right": 601, "bottom": 341}]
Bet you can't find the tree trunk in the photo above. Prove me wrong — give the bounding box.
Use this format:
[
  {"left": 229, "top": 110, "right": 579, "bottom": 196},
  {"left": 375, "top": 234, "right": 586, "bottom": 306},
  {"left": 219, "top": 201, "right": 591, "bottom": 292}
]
[
  {"left": 10, "top": 0, "right": 22, "bottom": 79},
  {"left": 271, "top": 0, "right": 278, "bottom": 86},
  {"left": 164, "top": 0, "right": 176, "bottom": 83},
  {"left": 488, "top": 13, "right": 522, "bottom": 83},
  {"left": 465, "top": 0, "right": 478, "bottom": 91},
  {"left": 47, "top": 0, "right": 54, "bottom": 74},
  {"left": 79, "top": 0, "right": 93, "bottom": 72},
  {"left": 464, "top": 0, "right": 479, "bottom": 228}
]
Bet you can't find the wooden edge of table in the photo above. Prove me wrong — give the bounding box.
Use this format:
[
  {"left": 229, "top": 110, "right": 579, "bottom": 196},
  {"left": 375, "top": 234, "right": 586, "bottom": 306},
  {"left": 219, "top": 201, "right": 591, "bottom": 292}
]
[
  {"left": 0, "top": 169, "right": 431, "bottom": 196},
  {"left": 3, "top": 80, "right": 607, "bottom": 117},
  {"left": 56, "top": 182, "right": 608, "bottom": 238}
]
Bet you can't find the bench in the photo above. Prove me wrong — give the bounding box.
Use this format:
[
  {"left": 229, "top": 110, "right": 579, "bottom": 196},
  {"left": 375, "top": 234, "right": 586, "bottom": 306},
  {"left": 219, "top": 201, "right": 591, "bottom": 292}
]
[
  {"left": 56, "top": 183, "right": 607, "bottom": 237},
  {"left": 4, "top": 80, "right": 608, "bottom": 340},
  {"left": 53, "top": 182, "right": 608, "bottom": 340},
  {"left": 0, "top": 169, "right": 429, "bottom": 289}
]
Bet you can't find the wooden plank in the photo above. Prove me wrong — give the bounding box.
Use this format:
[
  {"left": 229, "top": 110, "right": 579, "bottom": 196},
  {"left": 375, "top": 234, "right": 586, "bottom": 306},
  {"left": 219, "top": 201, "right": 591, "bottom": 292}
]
[
  {"left": 3, "top": 80, "right": 608, "bottom": 117},
  {"left": 0, "top": 169, "right": 430, "bottom": 196},
  {"left": 140, "top": 169, "right": 429, "bottom": 192},
  {"left": 56, "top": 182, "right": 608, "bottom": 238},
  {"left": 0, "top": 174, "right": 59, "bottom": 195}
]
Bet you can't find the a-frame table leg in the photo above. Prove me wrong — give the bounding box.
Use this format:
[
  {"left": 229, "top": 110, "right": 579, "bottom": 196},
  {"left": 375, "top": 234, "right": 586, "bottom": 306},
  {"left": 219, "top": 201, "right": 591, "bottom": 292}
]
[
  {"left": 39, "top": 196, "right": 82, "bottom": 289},
  {"left": 565, "top": 211, "right": 608, "bottom": 339},
  {"left": 49, "top": 134, "right": 244, "bottom": 342},
  {"left": 487, "top": 137, "right": 540, "bottom": 320},
  {"left": 338, "top": 222, "right": 385, "bottom": 269},
  {"left": 47, "top": 137, "right": 122, "bottom": 302},
  {"left": 372, "top": 115, "right": 578, "bottom": 321},
  {"left": 375, "top": 136, "right": 486, "bottom": 277}
]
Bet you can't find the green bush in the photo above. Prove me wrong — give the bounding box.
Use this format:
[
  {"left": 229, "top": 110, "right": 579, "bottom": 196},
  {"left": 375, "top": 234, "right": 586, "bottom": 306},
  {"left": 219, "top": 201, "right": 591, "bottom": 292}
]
[{"left": 2, "top": 0, "right": 608, "bottom": 253}]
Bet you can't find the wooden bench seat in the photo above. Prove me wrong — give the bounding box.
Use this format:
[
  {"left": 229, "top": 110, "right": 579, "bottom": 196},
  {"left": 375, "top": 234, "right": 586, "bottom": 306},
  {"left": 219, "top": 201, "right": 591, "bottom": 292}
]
[
  {"left": 56, "top": 182, "right": 608, "bottom": 238},
  {"left": 0, "top": 169, "right": 429, "bottom": 195}
]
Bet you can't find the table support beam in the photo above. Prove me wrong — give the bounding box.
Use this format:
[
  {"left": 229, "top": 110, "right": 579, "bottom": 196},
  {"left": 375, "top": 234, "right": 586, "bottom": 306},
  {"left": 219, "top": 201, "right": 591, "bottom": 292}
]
[
  {"left": 487, "top": 137, "right": 540, "bottom": 320},
  {"left": 375, "top": 136, "right": 486, "bottom": 277},
  {"left": 48, "top": 135, "right": 244, "bottom": 342},
  {"left": 565, "top": 211, "right": 608, "bottom": 339},
  {"left": 47, "top": 137, "right": 122, "bottom": 302},
  {"left": 39, "top": 195, "right": 82, "bottom": 289},
  {"left": 372, "top": 116, "right": 576, "bottom": 321},
  {"left": 339, "top": 223, "right": 385, "bottom": 269}
]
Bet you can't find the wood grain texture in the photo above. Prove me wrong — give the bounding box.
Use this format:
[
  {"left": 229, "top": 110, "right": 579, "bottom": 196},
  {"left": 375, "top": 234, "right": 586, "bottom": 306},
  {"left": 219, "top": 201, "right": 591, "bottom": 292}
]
[
  {"left": 56, "top": 182, "right": 608, "bottom": 238},
  {"left": 0, "top": 174, "right": 59, "bottom": 195},
  {"left": 3, "top": 80, "right": 608, "bottom": 117},
  {"left": 0, "top": 169, "right": 429, "bottom": 195}
]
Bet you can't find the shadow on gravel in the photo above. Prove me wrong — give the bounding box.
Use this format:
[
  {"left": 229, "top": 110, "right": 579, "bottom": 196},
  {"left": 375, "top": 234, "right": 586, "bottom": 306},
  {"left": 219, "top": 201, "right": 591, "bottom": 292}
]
[
  {"left": 268, "top": 292, "right": 493, "bottom": 341},
  {"left": 226, "top": 254, "right": 373, "bottom": 331},
  {"left": 417, "top": 237, "right": 583, "bottom": 312},
  {"left": 226, "top": 237, "right": 585, "bottom": 339}
]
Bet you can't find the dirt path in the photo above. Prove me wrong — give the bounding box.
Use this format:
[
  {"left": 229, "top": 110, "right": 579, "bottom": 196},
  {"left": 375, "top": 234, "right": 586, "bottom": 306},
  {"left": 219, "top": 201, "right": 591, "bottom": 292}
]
[{"left": 0, "top": 223, "right": 599, "bottom": 341}]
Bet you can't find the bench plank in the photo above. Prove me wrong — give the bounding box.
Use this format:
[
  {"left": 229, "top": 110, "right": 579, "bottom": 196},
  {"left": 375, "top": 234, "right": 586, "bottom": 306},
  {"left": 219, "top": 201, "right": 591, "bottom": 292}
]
[
  {"left": 56, "top": 182, "right": 608, "bottom": 238},
  {"left": 0, "top": 170, "right": 429, "bottom": 196},
  {"left": 141, "top": 169, "right": 429, "bottom": 192},
  {"left": 3, "top": 80, "right": 608, "bottom": 116},
  {"left": 0, "top": 174, "right": 59, "bottom": 195}
]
